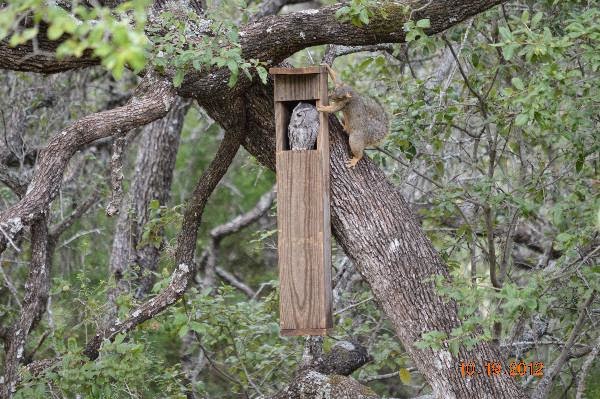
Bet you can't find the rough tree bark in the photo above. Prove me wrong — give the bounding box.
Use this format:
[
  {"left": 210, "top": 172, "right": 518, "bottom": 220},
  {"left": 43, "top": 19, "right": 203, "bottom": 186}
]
[
  {"left": 0, "top": 1, "right": 528, "bottom": 397},
  {"left": 107, "top": 97, "right": 191, "bottom": 321},
  {"left": 83, "top": 103, "right": 245, "bottom": 360},
  {"left": 273, "top": 340, "right": 377, "bottom": 399},
  {"left": 1, "top": 216, "right": 49, "bottom": 398},
  {"left": 0, "top": 73, "right": 176, "bottom": 253},
  {"left": 198, "top": 81, "right": 526, "bottom": 398}
]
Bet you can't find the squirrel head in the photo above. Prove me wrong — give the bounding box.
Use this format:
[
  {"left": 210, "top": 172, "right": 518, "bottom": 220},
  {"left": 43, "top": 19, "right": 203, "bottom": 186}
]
[{"left": 329, "top": 85, "right": 354, "bottom": 102}]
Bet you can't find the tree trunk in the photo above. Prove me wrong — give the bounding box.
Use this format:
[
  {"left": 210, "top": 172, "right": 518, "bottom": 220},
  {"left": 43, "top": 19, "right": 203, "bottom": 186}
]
[
  {"left": 1, "top": 217, "right": 49, "bottom": 399},
  {"left": 107, "top": 97, "right": 191, "bottom": 321},
  {"left": 199, "top": 83, "right": 526, "bottom": 398}
]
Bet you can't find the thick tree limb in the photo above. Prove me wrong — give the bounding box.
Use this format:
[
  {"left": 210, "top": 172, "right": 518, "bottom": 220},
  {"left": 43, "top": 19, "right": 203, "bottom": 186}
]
[
  {"left": 1, "top": 216, "right": 50, "bottom": 399},
  {"left": 1, "top": 0, "right": 505, "bottom": 88},
  {"left": 0, "top": 73, "right": 176, "bottom": 255},
  {"left": 0, "top": 33, "right": 98, "bottom": 73},
  {"left": 83, "top": 114, "right": 244, "bottom": 360},
  {"left": 199, "top": 79, "right": 526, "bottom": 398},
  {"left": 273, "top": 340, "right": 376, "bottom": 399},
  {"left": 106, "top": 97, "right": 190, "bottom": 325}
]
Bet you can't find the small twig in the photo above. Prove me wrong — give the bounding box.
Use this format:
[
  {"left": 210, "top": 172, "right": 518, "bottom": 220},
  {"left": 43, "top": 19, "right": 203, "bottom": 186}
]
[
  {"left": 531, "top": 291, "right": 597, "bottom": 399},
  {"left": 191, "top": 331, "right": 247, "bottom": 389},
  {"left": 334, "top": 296, "right": 373, "bottom": 315},
  {"left": 57, "top": 229, "right": 102, "bottom": 249},
  {"left": 0, "top": 265, "right": 22, "bottom": 309},
  {"left": 0, "top": 223, "right": 21, "bottom": 252},
  {"left": 373, "top": 146, "right": 443, "bottom": 189},
  {"left": 215, "top": 267, "right": 255, "bottom": 298},
  {"left": 360, "top": 368, "right": 416, "bottom": 383},
  {"left": 322, "top": 44, "right": 394, "bottom": 65},
  {"left": 25, "top": 330, "right": 50, "bottom": 362},
  {"left": 252, "top": 281, "right": 274, "bottom": 300},
  {"left": 50, "top": 191, "right": 100, "bottom": 242}
]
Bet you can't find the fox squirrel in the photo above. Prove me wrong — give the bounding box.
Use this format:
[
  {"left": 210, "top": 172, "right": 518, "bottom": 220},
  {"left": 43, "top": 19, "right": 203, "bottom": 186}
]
[{"left": 317, "top": 65, "right": 389, "bottom": 168}]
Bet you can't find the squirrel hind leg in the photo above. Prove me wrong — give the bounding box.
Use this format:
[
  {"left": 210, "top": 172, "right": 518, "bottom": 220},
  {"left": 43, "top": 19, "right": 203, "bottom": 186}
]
[
  {"left": 346, "top": 156, "right": 362, "bottom": 168},
  {"left": 347, "top": 137, "right": 365, "bottom": 168}
]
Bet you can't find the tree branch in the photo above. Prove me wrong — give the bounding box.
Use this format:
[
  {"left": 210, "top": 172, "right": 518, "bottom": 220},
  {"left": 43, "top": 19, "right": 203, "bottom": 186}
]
[
  {"left": 272, "top": 340, "right": 375, "bottom": 399},
  {"left": 48, "top": 191, "right": 101, "bottom": 243},
  {"left": 251, "top": 0, "right": 317, "bottom": 22},
  {"left": 531, "top": 291, "right": 597, "bottom": 399},
  {"left": 200, "top": 187, "right": 275, "bottom": 291},
  {"left": 576, "top": 333, "right": 600, "bottom": 399},
  {"left": 238, "top": 0, "right": 505, "bottom": 65},
  {"left": 83, "top": 116, "right": 244, "bottom": 360},
  {"left": 1, "top": 216, "right": 50, "bottom": 398},
  {"left": 0, "top": 73, "right": 176, "bottom": 255},
  {"left": 2, "top": 0, "right": 506, "bottom": 101}
]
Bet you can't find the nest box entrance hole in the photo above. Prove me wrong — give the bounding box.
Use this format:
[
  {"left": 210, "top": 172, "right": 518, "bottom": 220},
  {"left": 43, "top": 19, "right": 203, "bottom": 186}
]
[
  {"left": 278, "top": 100, "right": 319, "bottom": 152},
  {"left": 270, "top": 66, "right": 333, "bottom": 336}
]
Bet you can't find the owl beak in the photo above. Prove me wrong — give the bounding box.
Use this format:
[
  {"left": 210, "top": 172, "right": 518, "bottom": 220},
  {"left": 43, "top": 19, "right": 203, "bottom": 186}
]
[{"left": 346, "top": 93, "right": 352, "bottom": 98}]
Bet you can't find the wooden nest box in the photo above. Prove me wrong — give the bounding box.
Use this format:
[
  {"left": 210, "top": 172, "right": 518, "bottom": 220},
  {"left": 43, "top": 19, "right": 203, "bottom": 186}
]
[{"left": 269, "top": 66, "right": 333, "bottom": 336}]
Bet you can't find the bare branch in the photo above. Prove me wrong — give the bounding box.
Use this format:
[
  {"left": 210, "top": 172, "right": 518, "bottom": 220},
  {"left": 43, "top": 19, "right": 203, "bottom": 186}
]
[
  {"left": 215, "top": 267, "right": 255, "bottom": 298},
  {"left": 0, "top": 265, "right": 22, "bottom": 309},
  {"left": 576, "top": 333, "right": 600, "bottom": 399},
  {"left": 199, "top": 180, "right": 274, "bottom": 293},
  {"left": 49, "top": 191, "right": 101, "bottom": 242},
  {"left": 210, "top": 188, "right": 275, "bottom": 240},
  {"left": 322, "top": 44, "right": 394, "bottom": 66},
  {"left": 0, "top": 163, "right": 27, "bottom": 196},
  {"left": 83, "top": 118, "right": 244, "bottom": 360},
  {"left": 1, "top": 216, "right": 50, "bottom": 398},
  {"left": 0, "top": 73, "right": 176, "bottom": 255},
  {"left": 531, "top": 291, "right": 597, "bottom": 399},
  {"left": 251, "top": 0, "right": 317, "bottom": 22}
]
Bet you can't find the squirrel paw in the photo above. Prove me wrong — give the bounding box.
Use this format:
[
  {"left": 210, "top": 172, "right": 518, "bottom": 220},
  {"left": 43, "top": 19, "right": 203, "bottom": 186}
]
[{"left": 346, "top": 157, "right": 360, "bottom": 168}]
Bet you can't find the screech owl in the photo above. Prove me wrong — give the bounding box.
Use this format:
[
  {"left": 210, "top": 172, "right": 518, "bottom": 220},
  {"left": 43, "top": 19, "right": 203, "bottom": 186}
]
[{"left": 288, "top": 102, "right": 319, "bottom": 151}]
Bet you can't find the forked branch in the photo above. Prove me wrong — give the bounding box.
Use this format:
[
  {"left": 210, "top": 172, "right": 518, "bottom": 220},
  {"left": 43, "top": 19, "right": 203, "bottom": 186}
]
[{"left": 0, "top": 73, "right": 176, "bottom": 255}]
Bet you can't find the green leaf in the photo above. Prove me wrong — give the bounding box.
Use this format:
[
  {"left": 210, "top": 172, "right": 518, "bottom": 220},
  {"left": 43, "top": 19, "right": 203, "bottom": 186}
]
[
  {"left": 502, "top": 44, "right": 519, "bottom": 61},
  {"left": 498, "top": 26, "right": 513, "bottom": 42},
  {"left": 178, "top": 324, "right": 189, "bottom": 338},
  {"left": 511, "top": 77, "right": 524, "bottom": 91},
  {"left": 531, "top": 12, "right": 543, "bottom": 27},
  {"left": 515, "top": 114, "right": 529, "bottom": 126},
  {"left": 173, "top": 69, "right": 185, "bottom": 88},
  {"left": 359, "top": 9, "right": 370, "bottom": 25},
  {"left": 416, "top": 18, "right": 430, "bottom": 29},
  {"left": 256, "top": 66, "right": 268, "bottom": 84}
]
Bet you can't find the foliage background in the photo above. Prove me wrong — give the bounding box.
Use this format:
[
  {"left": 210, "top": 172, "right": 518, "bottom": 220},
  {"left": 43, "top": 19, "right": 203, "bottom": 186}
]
[{"left": 0, "top": 0, "right": 598, "bottom": 398}]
